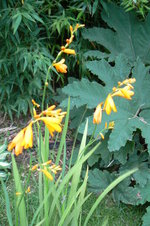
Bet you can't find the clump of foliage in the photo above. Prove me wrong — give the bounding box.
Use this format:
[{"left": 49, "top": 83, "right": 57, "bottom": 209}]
[
  {"left": 121, "top": 0, "right": 150, "bottom": 17},
  {"left": 58, "top": 2, "right": 150, "bottom": 224},
  {"left": 0, "top": 0, "right": 90, "bottom": 119},
  {"left": 0, "top": 142, "right": 11, "bottom": 179}
]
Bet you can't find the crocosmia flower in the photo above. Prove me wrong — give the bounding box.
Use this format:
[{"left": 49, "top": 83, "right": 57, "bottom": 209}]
[{"left": 53, "top": 59, "right": 67, "bottom": 73}]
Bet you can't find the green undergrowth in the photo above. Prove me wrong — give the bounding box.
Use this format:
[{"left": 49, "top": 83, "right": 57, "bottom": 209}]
[
  {"left": 82, "top": 194, "right": 144, "bottom": 226},
  {"left": 0, "top": 162, "right": 145, "bottom": 226}
]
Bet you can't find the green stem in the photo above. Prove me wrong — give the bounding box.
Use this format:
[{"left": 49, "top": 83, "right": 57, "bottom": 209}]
[
  {"left": 83, "top": 167, "right": 139, "bottom": 226},
  {"left": 41, "top": 30, "right": 75, "bottom": 110},
  {"left": 89, "top": 124, "right": 97, "bottom": 143},
  {"left": 41, "top": 65, "right": 52, "bottom": 111}
]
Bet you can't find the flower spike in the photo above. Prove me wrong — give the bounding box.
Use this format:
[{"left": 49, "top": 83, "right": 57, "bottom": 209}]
[
  {"left": 103, "top": 94, "right": 117, "bottom": 115},
  {"left": 53, "top": 59, "right": 67, "bottom": 73},
  {"left": 93, "top": 103, "right": 103, "bottom": 124}
]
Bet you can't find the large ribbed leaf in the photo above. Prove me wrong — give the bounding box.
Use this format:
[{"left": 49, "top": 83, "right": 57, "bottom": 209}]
[
  {"left": 61, "top": 56, "right": 150, "bottom": 152},
  {"left": 142, "top": 207, "right": 150, "bottom": 226},
  {"left": 82, "top": 2, "right": 150, "bottom": 63},
  {"left": 60, "top": 54, "right": 130, "bottom": 109}
]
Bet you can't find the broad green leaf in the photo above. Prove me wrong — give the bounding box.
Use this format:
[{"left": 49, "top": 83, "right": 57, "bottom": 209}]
[
  {"left": 0, "top": 161, "right": 11, "bottom": 169},
  {"left": 112, "top": 179, "right": 139, "bottom": 205},
  {"left": 0, "top": 171, "right": 7, "bottom": 178},
  {"left": 142, "top": 207, "right": 150, "bottom": 226},
  {"left": 82, "top": 2, "right": 150, "bottom": 63},
  {"left": 114, "top": 141, "right": 134, "bottom": 164},
  {"left": 120, "top": 151, "right": 150, "bottom": 188},
  {"left": 88, "top": 169, "right": 115, "bottom": 193},
  {"left": 61, "top": 56, "right": 150, "bottom": 152},
  {"left": 0, "top": 143, "right": 10, "bottom": 179},
  {"left": 84, "top": 51, "right": 109, "bottom": 60}
]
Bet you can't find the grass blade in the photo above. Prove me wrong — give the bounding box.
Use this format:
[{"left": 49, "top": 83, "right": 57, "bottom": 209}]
[
  {"left": 56, "top": 98, "right": 70, "bottom": 165},
  {"left": 83, "top": 167, "right": 139, "bottom": 226},
  {"left": 1, "top": 179, "right": 13, "bottom": 226},
  {"left": 12, "top": 154, "right": 28, "bottom": 226}
]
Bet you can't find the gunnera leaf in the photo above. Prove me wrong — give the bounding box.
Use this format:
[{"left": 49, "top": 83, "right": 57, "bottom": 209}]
[
  {"left": 142, "top": 206, "right": 150, "bottom": 226},
  {"left": 82, "top": 2, "right": 150, "bottom": 64},
  {"left": 60, "top": 55, "right": 150, "bottom": 153}
]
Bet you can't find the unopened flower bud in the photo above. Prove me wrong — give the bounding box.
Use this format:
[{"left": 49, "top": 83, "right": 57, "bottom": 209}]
[
  {"left": 70, "top": 25, "right": 73, "bottom": 33},
  {"left": 61, "top": 46, "right": 65, "bottom": 51}
]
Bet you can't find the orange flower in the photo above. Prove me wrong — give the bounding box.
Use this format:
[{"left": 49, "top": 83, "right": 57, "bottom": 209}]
[
  {"left": 32, "top": 99, "right": 40, "bottom": 108},
  {"left": 108, "top": 121, "right": 115, "bottom": 129},
  {"left": 8, "top": 104, "right": 66, "bottom": 155},
  {"left": 100, "top": 133, "right": 104, "bottom": 140},
  {"left": 118, "top": 78, "right": 136, "bottom": 86},
  {"left": 70, "top": 25, "right": 73, "bottom": 33},
  {"left": 16, "top": 186, "right": 31, "bottom": 196},
  {"left": 22, "top": 123, "right": 33, "bottom": 149},
  {"left": 103, "top": 94, "right": 117, "bottom": 115},
  {"left": 62, "top": 48, "right": 76, "bottom": 55},
  {"left": 40, "top": 167, "right": 53, "bottom": 181},
  {"left": 93, "top": 103, "right": 103, "bottom": 124},
  {"left": 8, "top": 128, "right": 25, "bottom": 156},
  {"left": 38, "top": 117, "right": 62, "bottom": 137},
  {"left": 8, "top": 123, "right": 33, "bottom": 156},
  {"left": 49, "top": 164, "right": 62, "bottom": 174},
  {"left": 42, "top": 105, "right": 66, "bottom": 119},
  {"left": 112, "top": 86, "right": 134, "bottom": 100},
  {"left": 31, "top": 164, "right": 38, "bottom": 171},
  {"left": 53, "top": 59, "right": 67, "bottom": 73},
  {"left": 25, "top": 186, "right": 31, "bottom": 193}
]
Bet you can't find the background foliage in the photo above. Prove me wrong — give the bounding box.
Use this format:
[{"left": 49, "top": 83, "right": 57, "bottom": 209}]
[{"left": 1, "top": 0, "right": 150, "bottom": 225}]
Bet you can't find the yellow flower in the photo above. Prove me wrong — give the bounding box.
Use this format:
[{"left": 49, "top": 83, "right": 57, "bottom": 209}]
[
  {"left": 103, "top": 94, "right": 117, "bottom": 115},
  {"left": 70, "top": 25, "right": 73, "bottom": 33},
  {"left": 40, "top": 167, "right": 53, "bottom": 181},
  {"left": 16, "top": 186, "right": 31, "bottom": 196},
  {"left": 118, "top": 78, "right": 136, "bottom": 86},
  {"left": 105, "top": 122, "right": 107, "bottom": 129},
  {"left": 32, "top": 160, "right": 61, "bottom": 180},
  {"left": 8, "top": 123, "right": 33, "bottom": 156},
  {"left": 108, "top": 121, "right": 115, "bottom": 129},
  {"left": 38, "top": 117, "right": 62, "bottom": 137},
  {"left": 42, "top": 160, "right": 52, "bottom": 166},
  {"left": 100, "top": 133, "right": 104, "bottom": 140},
  {"left": 49, "top": 164, "right": 62, "bottom": 174},
  {"left": 31, "top": 164, "right": 38, "bottom": 171},
  {"left": 22, "top": 123, "right": 33, "bottom": 149},
  {"left": 16, "top": 192, "right": 22, "bottom": 196},
  {"left": 25, "top": 186, "right": 31, "bottom": 193},
  {"left": 8, "top": 128, "right": 25, "bottom": 156},
  {"left": 32, "top": 99, "right": 40, "bottom": 108},
  {"left": 112, "top": 86, "right": 134, "bottom": 100},
  {"left": 62, "top": 48, "right": 76, "bottom": 55},
  {"left": 53, "top": 59, "right": 67, "bottom": 73},
  {"left": 8, "top": 105, "right": 66, "bottom": 155},
  {"left": 93, "top": 103, "right": 103, "bottom": 124},
  {"left": 42, "top": 106, "right": 66, "bottom": 119}
]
